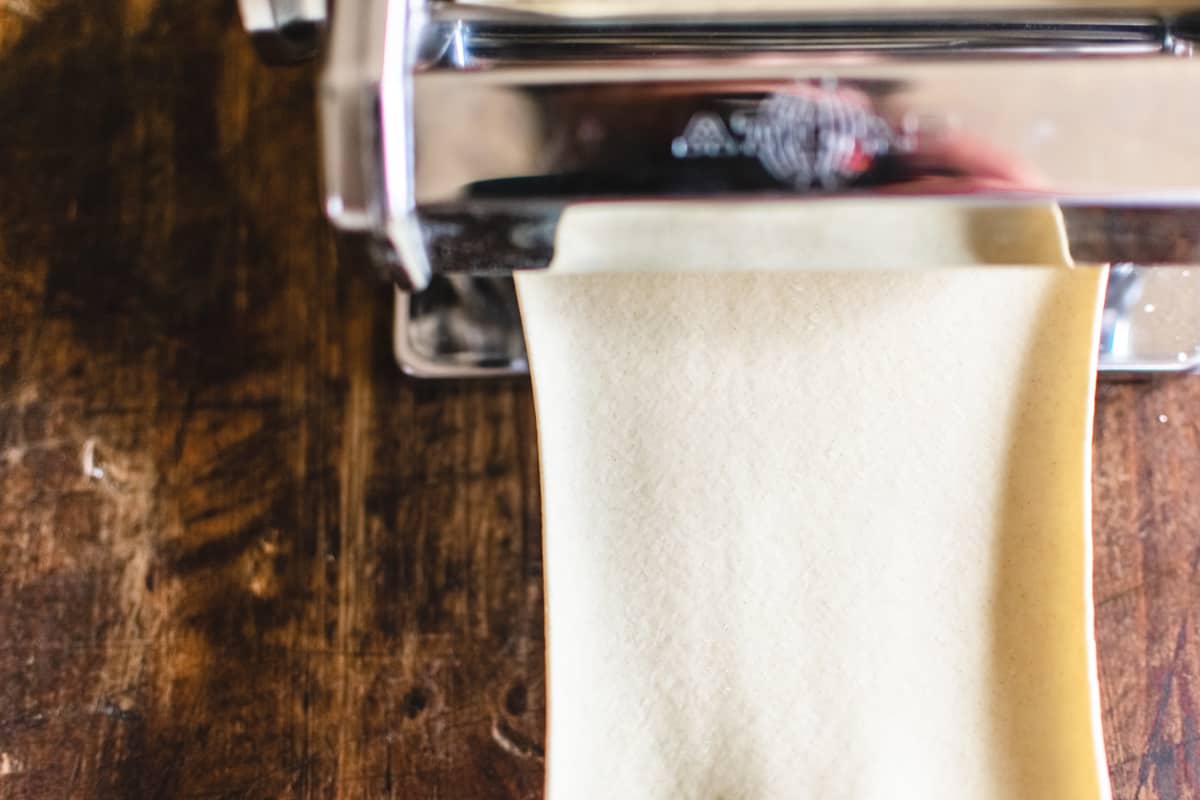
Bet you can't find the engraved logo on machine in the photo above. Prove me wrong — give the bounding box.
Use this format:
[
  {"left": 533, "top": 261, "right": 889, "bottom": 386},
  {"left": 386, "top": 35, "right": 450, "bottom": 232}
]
[
  {"left": 670, "top": 113, "right": 742, "bottom": 159},
  {"left": 671, "top": 84, "right": 910, "bottom": 190}
]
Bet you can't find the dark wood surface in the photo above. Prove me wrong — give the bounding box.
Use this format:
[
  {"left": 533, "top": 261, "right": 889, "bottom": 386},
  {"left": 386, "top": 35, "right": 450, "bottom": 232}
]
[{"left": 1, "top": 3, "right": 1199, "bottom": 798}]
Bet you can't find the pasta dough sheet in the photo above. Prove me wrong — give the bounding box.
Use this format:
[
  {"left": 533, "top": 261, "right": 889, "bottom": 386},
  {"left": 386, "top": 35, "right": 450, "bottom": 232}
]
[{"left": 516, "top": 203, "right": 1110, "bottom": 800}]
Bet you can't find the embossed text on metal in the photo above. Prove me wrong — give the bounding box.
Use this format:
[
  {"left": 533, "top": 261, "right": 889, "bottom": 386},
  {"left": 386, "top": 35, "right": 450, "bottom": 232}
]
[{"left": 672, "top": 85, "right": 912, "bottom": 190}]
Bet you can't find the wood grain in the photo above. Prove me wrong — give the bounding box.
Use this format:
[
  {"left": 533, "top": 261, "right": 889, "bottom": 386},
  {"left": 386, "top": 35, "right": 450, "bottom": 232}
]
[{"left": 0, "top": 3, "right": 1197, "bottom": 798}]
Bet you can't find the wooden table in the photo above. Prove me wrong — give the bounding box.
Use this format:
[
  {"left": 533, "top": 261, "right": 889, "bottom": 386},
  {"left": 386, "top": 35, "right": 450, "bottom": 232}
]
[{"left": 1, "top": 4, "right": 1198, "bottom": 798}]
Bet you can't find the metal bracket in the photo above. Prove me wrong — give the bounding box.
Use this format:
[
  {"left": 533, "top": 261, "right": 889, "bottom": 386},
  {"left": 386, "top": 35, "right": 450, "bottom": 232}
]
[
  {"left": 395, "top": 267, "right": 1200, "bottom": 380},
  {"left": 238, "top": 0, "right": 327, "bottom": 64}
]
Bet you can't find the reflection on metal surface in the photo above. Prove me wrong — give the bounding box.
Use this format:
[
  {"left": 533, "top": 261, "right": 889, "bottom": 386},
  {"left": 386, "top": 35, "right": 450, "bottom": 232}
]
[
  {"left": 238, "top": 0, "right": 327, "bottom": 63},
  {"left": 671, "top": 87, "right": 908, "bottom": 190},
  {"left": 394, "top": 279, "right": 527, "bottom": 379},
  {"left": 395, "top": 270, "right": 1200, "bottom": 380},
  {"left": 425, "top": 6, "right": 1174, "bottom": 64},
  {"left": 1101, "top": 265, "right": 1200, "bottom": 378},
  {"left": 319, "top": 1, "right": 1200, "bottom": 290}
]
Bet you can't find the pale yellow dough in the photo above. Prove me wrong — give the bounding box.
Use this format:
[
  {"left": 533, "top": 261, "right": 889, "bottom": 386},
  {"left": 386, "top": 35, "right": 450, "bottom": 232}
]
[
  {"left": 518, "top": 203, "right": 1109, "bottom": 800},
  {"left": 496, "top": 1, "right": 1112, "bottom": 798}
]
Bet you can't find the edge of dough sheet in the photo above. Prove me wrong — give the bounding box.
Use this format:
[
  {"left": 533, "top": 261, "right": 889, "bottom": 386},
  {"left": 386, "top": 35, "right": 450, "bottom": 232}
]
[{"left": 547, "top": 200, "right": 1076, "bottom": 274}]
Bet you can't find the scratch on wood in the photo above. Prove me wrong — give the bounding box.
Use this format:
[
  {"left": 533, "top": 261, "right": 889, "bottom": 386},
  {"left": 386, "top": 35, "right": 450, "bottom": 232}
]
[
  {"left": 1135, "top": 616, "right": 1190, "bottom": 800},
  {"left": 490, "top": 718, "right": 545, "bottom": 762},
  {"left": 1179, "top": 669, "right": 1200, "bottom": 797},
  {"left": 0, "top": 752, "right": 24, "bottom": 776},
  {"left": 81, "top": 438, "right": 104, "bottom": 480}
]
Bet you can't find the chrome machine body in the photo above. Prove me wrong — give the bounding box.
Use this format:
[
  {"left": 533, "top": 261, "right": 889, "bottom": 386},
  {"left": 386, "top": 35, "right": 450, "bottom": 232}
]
[{"left": 242, "top": 0, "right": 1200, "bottom": 378}]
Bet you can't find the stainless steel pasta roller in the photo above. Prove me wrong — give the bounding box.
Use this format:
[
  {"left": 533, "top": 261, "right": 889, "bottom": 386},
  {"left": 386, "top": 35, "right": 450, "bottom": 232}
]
[{"left": 242, "top": 0, "right": 1200, "bottom": 378}]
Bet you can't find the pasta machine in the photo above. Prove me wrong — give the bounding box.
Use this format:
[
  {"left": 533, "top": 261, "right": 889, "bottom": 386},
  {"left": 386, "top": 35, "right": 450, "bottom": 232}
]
[{"left": 240, "top": 0, "right": 1200, "bottom": 378}]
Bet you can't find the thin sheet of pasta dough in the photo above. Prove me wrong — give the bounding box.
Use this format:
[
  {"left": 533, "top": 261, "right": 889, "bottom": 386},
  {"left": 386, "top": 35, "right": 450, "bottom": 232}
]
[{"left": 516, "top": 202, "right": 1109, "bottom": 800}]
